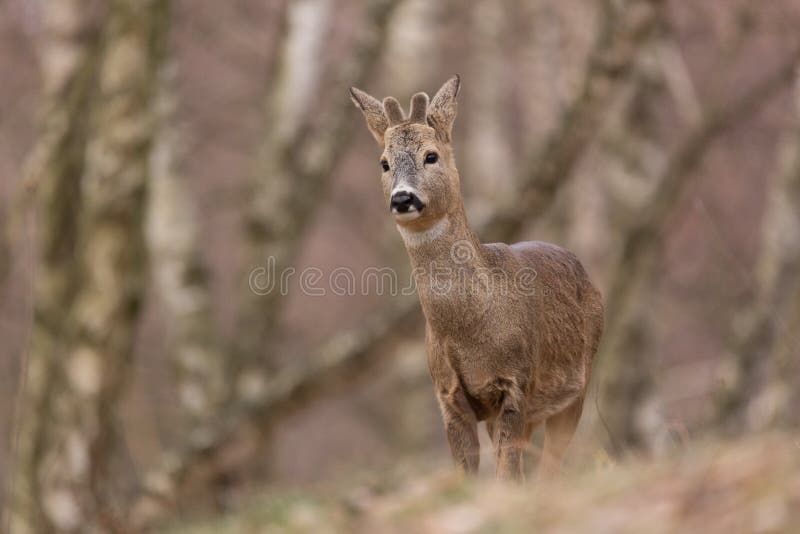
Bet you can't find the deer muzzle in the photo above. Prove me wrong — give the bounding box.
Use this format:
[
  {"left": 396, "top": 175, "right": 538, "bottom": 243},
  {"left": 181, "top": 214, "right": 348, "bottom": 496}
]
[{"left": 390, "top": 190, "right": 425, "bottom": 221}]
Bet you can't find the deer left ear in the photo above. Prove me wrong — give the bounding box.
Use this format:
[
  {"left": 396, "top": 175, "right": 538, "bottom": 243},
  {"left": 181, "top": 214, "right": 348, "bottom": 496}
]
[
  {"left": 427, "top": 74, "right": 460, "bottom": 143},
  {"left": 350, "top": 86, "right": 389, "bottom": 145}
]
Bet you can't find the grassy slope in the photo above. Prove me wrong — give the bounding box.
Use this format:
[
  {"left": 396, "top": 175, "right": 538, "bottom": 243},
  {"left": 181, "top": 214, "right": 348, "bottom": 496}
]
[{"left": 163, "top": 431, "right": 800, "bottom": 534}]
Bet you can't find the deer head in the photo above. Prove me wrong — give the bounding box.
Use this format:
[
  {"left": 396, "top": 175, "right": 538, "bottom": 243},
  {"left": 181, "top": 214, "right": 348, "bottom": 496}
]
[{"left": 350, "top": 75, "right": 462, "bottom": 233}]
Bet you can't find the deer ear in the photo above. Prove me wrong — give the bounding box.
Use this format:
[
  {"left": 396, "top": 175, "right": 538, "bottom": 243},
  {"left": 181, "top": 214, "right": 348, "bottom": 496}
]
[
  {"left": 427, "top": 74, "right": 460, "bottom": 142},
  {"left": 350, "top": 86, "right": 389, "bottom": 145}
]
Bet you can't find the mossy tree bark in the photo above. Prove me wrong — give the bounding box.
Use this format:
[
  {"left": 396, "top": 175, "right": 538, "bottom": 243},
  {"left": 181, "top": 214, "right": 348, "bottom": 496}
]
[
  {"left": 8, "top": 1, "right": 103, "bottom": 531},
  {"left": 9, "top": 0, "right": 169, "bottom": 531}
]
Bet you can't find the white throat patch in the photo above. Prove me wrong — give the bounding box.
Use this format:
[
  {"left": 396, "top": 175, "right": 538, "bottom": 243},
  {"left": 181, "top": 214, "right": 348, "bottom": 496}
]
[{"left": 397, "top": 217, "right": 450, "bottom": 248}]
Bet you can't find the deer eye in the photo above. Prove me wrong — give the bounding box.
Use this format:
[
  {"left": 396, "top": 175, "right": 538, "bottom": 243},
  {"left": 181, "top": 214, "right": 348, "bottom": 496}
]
[
  {"left": 424, "top": 152, "right": 439, "bottom": 165},
  {"left": 381, "top": 160, "right": 390, "bottom": 172}
]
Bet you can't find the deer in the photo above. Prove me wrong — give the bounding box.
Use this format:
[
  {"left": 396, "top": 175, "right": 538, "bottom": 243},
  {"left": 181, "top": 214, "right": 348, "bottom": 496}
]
[{"left": 349, "top": 75, "right": 604, "bottom": 482}]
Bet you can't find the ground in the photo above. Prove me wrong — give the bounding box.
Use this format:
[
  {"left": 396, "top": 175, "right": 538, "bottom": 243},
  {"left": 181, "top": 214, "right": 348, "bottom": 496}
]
[{"left": 162, "top": 431, "right": 800, "bottom": 534}]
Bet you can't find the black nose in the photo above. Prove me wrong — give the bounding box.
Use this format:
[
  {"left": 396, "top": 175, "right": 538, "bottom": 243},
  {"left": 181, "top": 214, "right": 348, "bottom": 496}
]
[{"left": 390, "top": 191, "right": 424, "bottom": 213}]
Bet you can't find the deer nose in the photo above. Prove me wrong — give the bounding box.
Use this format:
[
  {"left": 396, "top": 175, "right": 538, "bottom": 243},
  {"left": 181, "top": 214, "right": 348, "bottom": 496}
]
[{"left": 390, "top": 191, "right": 424, "bottom": 214}]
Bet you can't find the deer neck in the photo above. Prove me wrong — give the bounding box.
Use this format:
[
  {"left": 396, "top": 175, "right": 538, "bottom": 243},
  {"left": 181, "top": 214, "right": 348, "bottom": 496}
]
[
  {"left": 397, "top": 204, "right": 486, "bottom": 317},
  {"left": 398, "top": 205, "right": 479, "bottom": 263}
]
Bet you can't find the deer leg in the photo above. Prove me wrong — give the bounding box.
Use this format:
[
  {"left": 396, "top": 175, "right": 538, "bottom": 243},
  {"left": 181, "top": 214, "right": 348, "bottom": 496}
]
[
  {"left": 522, "top": 420, "right": 541, "bottom": 468},
  {"left": 486, "top": 419, "right": 496, "bottom": 442},
  {"left": 537, "top": 395, "right": 584, "bottom": 481},
  {"left": 493, "top": 391, "right": 526, "bottom": 482},
  {"left": 438, "top": 390, "right": 480, "bottom": 475}
]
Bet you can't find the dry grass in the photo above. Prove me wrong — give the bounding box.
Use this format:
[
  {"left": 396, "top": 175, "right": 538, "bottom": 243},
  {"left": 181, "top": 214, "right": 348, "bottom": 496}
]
[{"left": 162, "top": 431, "right": 800, "bottom": 533}]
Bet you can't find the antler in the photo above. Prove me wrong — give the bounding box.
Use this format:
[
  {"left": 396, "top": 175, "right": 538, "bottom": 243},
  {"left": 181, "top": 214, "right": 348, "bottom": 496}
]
[
  {"left": 383, "top": 96, "right": 405, "bottom": 125},
  {"left": 409, "top": 92, "right": 429, "bottom": 124},
  {"left": 377, "top": 92, "right": 430, "bottom": 128}
]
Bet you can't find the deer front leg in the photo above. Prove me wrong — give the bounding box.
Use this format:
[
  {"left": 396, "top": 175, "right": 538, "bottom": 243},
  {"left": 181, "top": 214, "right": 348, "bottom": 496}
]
[
  {"left": 437, "top": 389, "right": 480, "bottom": 475},
  {"left": 493, "top": 385, "right": 527, "bottom": 482}
]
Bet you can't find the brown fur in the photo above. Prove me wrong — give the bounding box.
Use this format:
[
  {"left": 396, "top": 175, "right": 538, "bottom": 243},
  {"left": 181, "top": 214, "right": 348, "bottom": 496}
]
[{"left": 350, "top": 75, "right": 604, "bottom": 481}]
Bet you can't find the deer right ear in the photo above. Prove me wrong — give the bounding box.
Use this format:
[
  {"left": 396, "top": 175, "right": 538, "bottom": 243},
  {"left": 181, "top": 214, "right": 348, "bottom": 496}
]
[
  {"left": 349, "top": 87, "right": 389, "bottom": 145},
  {"left": 428, "top": 74, "right": 460, "bottom": 143}
]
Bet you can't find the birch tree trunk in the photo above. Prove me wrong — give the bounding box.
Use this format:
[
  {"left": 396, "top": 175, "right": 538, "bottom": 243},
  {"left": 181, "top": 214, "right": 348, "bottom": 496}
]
[
  {"left": 235, "top": 0, "right": 400, "bottom": 402},
  {"left": 235, "top": 0, "right": 332, "bottom": 402},
  {"left": 8, "top": 1, "right": 103, "bottom": 531},
  {"left": 9, "top": 0, "right": 169, "bottom": 531},
  {"left": 465, "top": 0, "right": 513, "bottom": 227},
  {"left": 146, "top": 64, "right": 227, "bottom": 436}
]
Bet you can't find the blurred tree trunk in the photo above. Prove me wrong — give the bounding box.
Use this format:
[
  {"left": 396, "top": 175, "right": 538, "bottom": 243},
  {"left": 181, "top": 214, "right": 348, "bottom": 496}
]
[
  {"left": 233, "top": 0, "right": 401, "bottom": 403},
  {"left": 589, "top": 34, "right": 707, "bottom": 454},
  {"left": 7, "top": 2, "right": 103, "bottom": 531},
  {"left": 9, "top": 0, "right": 169, "bottom": 531},
  {"left": 63, "top": 0, "right": 169, "bottom": 526},
  {"left": 465, "top": 0, "right": 513, "bottom": 226},
  {"left": 236, "top": 0, "right": 332, "bottom": 400},
  {"left": 384, "top": 0, "right": 439, "bottom": 96},
  {"left": 145, "top": 64, "right": 227, "bottom": 437},
  {"left": 715, "top": 70, "right": 800, "bottom": 432},
  {"left": 590, "top": 41, "right": 669, "bottom": 454},
  {"left": 599, "top": 52, "right": 800, "bottom": 454}
]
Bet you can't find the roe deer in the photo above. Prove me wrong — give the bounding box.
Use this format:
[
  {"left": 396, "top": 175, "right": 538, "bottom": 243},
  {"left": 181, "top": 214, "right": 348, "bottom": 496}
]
[{"left": 350, "top": 75, "right": 604, "bottom": 481}]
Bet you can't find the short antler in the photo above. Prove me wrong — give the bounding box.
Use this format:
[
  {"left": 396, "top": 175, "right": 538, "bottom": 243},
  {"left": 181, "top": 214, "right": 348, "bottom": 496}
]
[
  {"left": 383, "top": 96, "right": 405, "bottom": 126},
  {"left": 409, "top": 92, "right": 429, "bottom": 124}
]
